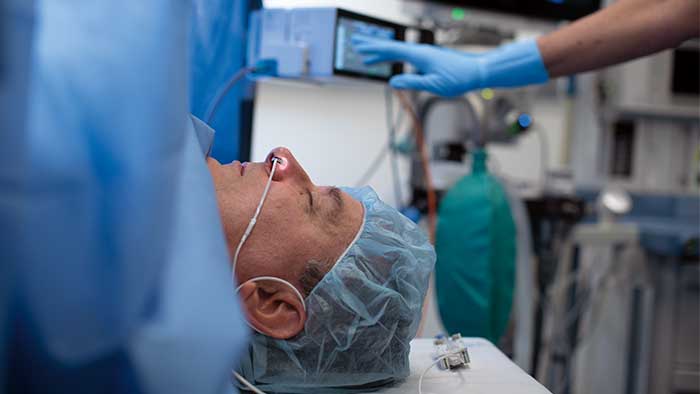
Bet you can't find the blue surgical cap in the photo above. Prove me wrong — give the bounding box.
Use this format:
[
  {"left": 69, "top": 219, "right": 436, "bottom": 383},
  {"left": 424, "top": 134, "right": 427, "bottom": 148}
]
[{"left": 238, "top": 186, "right": 435, "bottom": 393}]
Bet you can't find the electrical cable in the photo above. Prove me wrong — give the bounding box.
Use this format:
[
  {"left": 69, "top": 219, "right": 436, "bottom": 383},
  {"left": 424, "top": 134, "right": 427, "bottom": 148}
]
[
  {"left": 550, "top": 272, "right": 616, "bottom": 394},
  {"left": 560, "top": 249, "right": 643, "bottom": 392},
  {"left": 354, "top": 145, "right": 389, "bottom": 187},
  {"left": 395, "top": 91, "right": 437, "bottom": 243},
  {"left": 541, "top": 244, "right": 638, "bottom": 393},
  {"left": 385, "top": 86, "right": 405, "bottom": 207},
  {"left": 204, "top": 66, "right": 255, "bottom": 124},
  {"left": 396, "top": 91, "right": 437, "bottom": 337},
  {"left": 417, "top": 350, "right": 470, "bottom": 394},
  {"left": 532, "top": 124, "right": 550, "bottom": 192},
  {"left": 418, "top": 357, "right": 445, "bottom": 394},
  {"left": 353, "top": 90, "right": 405, "bottom": 187},
  {"left": 233, "top": 372, "right": 267, "bottom": 394},
  {"left": 462, "top": 93, "right": 482, "bottom": 144},
  {"left": 561, "top": 77, "right": 576, "bottom": 167}
]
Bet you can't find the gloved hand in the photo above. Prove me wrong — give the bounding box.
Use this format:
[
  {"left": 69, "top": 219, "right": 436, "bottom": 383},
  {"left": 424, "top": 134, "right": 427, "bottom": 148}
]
[{"left": 352, "top": 36, "right": 549, "bottom": 97}]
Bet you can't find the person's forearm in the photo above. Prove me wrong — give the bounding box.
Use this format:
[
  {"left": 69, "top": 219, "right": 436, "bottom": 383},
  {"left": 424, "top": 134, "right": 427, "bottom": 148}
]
[{"left": 538, "top": 0, "right": 700, "bottom": 78}]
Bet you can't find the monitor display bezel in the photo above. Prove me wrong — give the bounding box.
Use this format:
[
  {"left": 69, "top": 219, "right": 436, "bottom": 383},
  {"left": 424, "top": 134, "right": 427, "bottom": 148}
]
[
  {"left": 332, "top": 8, "right": 406, "bottom": 81},
  {"left": 425, "top": 0, "right": 601, "bottom": 21}
]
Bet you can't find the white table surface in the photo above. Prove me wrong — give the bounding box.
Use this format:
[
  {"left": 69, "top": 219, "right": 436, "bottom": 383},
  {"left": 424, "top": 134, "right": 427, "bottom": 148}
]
[{"left": 366, "top": 338, "right": 552, "bottom": 394}]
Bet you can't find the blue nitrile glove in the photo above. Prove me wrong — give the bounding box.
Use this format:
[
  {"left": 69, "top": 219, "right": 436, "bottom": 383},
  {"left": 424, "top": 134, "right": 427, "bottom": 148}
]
[{"left": 352, "top": 36, "right": 549, "bottom": 97}]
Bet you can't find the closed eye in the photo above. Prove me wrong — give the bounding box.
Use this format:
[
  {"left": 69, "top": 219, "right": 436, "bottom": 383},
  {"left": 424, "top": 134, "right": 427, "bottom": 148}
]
[
  {"left": 306, "top": 188, "right": 314, "bottom": 214},
  {"left": 325, "top": 187, "right": 344, "bottom": 223}
]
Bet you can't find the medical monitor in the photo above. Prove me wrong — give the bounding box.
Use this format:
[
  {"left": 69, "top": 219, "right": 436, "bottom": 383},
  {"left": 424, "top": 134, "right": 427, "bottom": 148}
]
[
  {"left": 249, "top": 8, "right": 430, "bottom": 82},
  {"left": 424, "top": 0, "right": 601, "bottom": 21},
  {"left": 333, "top": 9, "right": 405, "bottom": 81}
]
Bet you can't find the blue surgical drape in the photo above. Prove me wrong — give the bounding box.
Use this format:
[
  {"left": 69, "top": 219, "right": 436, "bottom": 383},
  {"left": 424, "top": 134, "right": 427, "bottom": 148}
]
[
  {"left": 2, "top": 1, "right": 254, "bottom": 393},
  {"left": 190, "top": 0, "right": 261, "bottom": 162}
]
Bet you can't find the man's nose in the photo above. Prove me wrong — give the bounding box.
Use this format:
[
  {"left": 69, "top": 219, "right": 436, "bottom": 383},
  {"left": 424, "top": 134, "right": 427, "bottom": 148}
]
[{"left": 266, "top": 147, "right": 312, "bottom": 184}]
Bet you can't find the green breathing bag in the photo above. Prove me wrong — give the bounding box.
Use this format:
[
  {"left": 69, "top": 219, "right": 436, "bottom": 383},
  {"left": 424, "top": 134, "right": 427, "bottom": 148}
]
[{"left": 435, "top": 149, "right": 517, "bottom": 344}]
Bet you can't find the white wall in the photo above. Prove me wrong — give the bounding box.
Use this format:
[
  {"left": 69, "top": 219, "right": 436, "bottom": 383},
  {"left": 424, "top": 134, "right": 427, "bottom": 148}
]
[{"left": 252, "top": 79, "right": 411, "bottom": 207}]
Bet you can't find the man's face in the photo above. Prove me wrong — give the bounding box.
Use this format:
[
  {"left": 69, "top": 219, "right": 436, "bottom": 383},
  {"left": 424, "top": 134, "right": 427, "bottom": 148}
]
[{"left": 207, "top": 147, "right": 363, "bottom": 295}]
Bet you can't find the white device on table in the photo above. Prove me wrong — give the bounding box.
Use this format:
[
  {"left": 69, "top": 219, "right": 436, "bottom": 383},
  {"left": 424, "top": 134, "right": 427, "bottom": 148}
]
[
  {"left": 418, "top": 333, "right": 471, "bottom": 394},
  {"left": 432, "top": 333, "right": 471, "bottom": 370}
]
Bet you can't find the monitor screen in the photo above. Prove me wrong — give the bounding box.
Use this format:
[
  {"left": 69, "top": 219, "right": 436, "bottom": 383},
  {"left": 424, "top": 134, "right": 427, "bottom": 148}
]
[
  {"left": 672, "top": 47, "right": 700, "bottom": 96},
  {"left": 333, "top": 9, "right": 405, "bottom": 80},
  {"left": 426, "top": 0, "right": 601, "bottom": 21}
]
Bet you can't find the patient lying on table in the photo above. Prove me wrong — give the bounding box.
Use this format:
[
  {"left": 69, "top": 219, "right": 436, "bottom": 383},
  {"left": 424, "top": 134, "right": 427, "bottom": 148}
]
[{"left": 207, "top": 147, "right": 435, "bottom": 393}]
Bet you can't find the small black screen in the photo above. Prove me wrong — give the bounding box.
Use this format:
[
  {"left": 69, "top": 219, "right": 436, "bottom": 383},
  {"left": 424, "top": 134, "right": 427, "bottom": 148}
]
[
  {"left": 424, "top": 0, "right": 601, "bottom": 21},
  {"left": 610, "top": 120, "right": 635, "bottom": 178},
  {"left": 672, "top": 48, "right": 700, "bottom": 96},
  {"left": 333, "top": 9, "right": 405, "bottom": 81},
  {"left": 335, "top": 17, "right": 396, "bottom": 78}
]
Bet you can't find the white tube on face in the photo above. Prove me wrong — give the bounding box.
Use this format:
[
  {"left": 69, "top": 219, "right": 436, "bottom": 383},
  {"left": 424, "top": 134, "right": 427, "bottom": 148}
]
[
  {"left": 232, "top": 157, "right": 280, "bottom": 274},
  {"left": 232, "top": 156, "right": 306, "bottom": 326}
]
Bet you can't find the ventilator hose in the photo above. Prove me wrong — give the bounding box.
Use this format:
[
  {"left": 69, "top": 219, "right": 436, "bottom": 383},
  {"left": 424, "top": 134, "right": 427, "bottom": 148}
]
[{"left": 395, "top": 91, "right": 437, "bottom": 243}]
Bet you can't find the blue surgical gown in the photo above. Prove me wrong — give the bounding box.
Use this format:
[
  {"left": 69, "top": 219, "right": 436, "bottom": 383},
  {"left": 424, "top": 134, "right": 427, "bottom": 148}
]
[{"left": 2, "top": 1, "right": 250, "bottom": 393}]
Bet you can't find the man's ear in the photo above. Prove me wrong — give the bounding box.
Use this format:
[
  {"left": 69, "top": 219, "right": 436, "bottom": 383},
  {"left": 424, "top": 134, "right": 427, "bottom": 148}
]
[{"left": 238, "top": 281, "right": 306, "bottom": 339}]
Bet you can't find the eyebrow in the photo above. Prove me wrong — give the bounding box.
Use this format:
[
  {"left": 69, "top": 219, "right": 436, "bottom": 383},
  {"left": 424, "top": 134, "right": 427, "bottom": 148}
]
[{"left": 327, "top": 186, "right": 344, "bottom": 220}]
